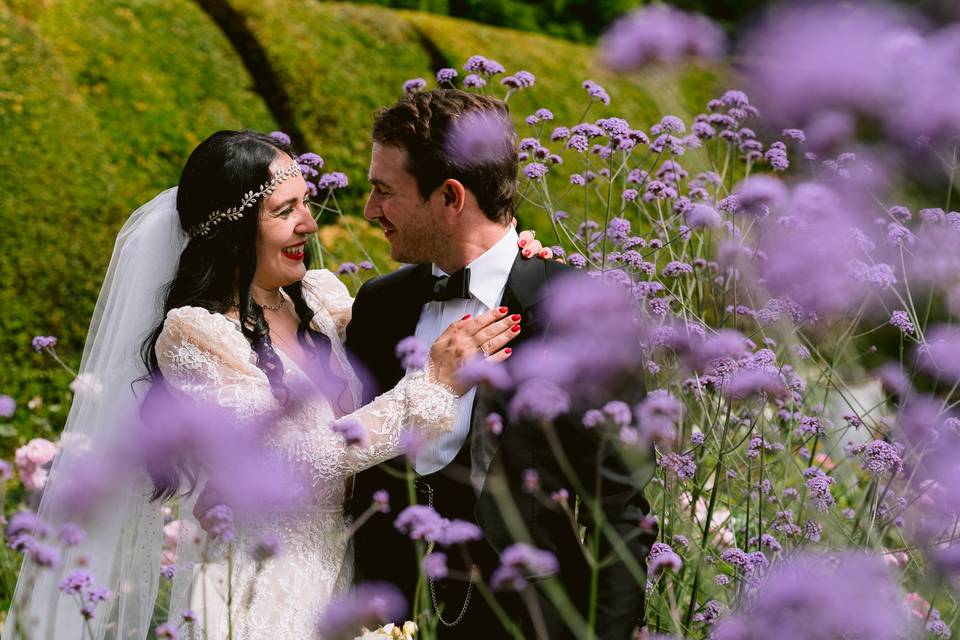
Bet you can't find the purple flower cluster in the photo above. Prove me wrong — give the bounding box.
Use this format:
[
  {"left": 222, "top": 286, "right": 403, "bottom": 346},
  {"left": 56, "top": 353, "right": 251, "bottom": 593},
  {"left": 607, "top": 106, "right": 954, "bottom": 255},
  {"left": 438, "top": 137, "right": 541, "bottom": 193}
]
[
  {"left": 317, "top": 582, "right": 406, "bottom": 639},
  {"left": 332, "top": 417, "right": 368, "bottom": 448},
  {"left": 501, "top": 70, "right": 535, "bottom": 90},
  {"left": 463, "top": 55, "right": 504, "bottom": 76},
  {"left": 861, "top": 440, "right": 903, "bottom": 476},
  {"left": 59, "top": 569, "right": 112, "bottom": 620},
  {"left": 582, "top": 80, "right": 610, "bottom": 106},
  {"left": 889, "top": 310, "right": 914, "bottom": 334},
  {"left": 32, "top": 335, "right": 57, "bottom": 351},
  {"left": 659, "top": 451, "right": 696, "bottom": 482},
  {"left": 491, "top": 543, "right": 559, "bottom": 591},
  {"left": 393, "top": 505, "right": 482, "bottom": 547},
  {"left": 805, "top": 469, "right": 835, "bottom": 513},
  {"left": 436, "top": 68, "right": 458, "bottom": 84},
  {"left": 0, "top": 394, "right": 14, "bottom": 418},
  {"left": 402, "top": 77, "right": 426, "bottom": 94},
  {"left": 317, "top": 172, "right": 348, "bottom": 190},
  {"left": 250, "top": 532, "right": 284, "bottom": 563},
  {"left": 600, "top": 5, "right": 725, "bottom": 71},
  {"left": 395, "top": 335, "right": 428, "bottom": 370},
  {"left": 712, "top": 554, "right": 910, "bottom": 640}
]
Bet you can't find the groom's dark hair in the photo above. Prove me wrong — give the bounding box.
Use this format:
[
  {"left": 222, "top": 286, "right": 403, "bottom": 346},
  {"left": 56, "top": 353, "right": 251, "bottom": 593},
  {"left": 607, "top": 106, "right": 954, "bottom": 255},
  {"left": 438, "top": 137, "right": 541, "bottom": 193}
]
[{"left": 372, "top": 89, "right": 518, "bottom": 224}]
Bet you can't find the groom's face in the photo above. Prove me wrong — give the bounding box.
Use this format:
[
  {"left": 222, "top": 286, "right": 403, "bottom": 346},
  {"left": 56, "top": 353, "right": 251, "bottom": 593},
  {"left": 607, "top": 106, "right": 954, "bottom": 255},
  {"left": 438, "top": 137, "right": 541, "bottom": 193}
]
[{"left": 364, "top": 143, "right": 443, "bottom": 264}]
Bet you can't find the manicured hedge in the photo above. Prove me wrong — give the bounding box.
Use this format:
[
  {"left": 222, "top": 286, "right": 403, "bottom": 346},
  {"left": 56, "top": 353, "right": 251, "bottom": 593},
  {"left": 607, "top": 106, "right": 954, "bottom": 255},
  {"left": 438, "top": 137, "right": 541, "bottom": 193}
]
[{"left": 0, "top": 0, "right": 275, "bottom": 449}]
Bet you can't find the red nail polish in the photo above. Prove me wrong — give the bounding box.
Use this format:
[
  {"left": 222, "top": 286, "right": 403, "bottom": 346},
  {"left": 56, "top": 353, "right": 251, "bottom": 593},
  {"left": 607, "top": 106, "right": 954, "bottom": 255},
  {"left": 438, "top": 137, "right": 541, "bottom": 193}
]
[
  {"left": 523, "top": 249, "right": 531, "bottom": 257},
  {"left": 511, "top": 314, "right": 521, "bottom": 322},
  {"left": 539, "top": 249, "right": 548, "bottom": 257},
  {"left": 498, "top": 306, "right": 508, "bottom": 314},
  {"left": 461, "top": 314, "right": 472, "bottom": 320},
  {"left": 518, "top": 239, "right": 527, "bottom": 247},
  {"left": 511, "top": 324, "right": 521, "bottom": 332},
  {"left": 504, "top": 348, "right": 512, "bottom": 355}
]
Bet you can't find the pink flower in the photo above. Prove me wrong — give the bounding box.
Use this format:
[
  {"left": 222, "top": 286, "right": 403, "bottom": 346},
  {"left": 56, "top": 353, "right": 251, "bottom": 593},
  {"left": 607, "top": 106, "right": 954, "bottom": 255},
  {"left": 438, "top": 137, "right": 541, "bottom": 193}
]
[
  {"left": 14, "top": 438, "right": 58, "bottom": 492},
  {"left": 18, "top": 438, "right": 58, "bottom": 466}
]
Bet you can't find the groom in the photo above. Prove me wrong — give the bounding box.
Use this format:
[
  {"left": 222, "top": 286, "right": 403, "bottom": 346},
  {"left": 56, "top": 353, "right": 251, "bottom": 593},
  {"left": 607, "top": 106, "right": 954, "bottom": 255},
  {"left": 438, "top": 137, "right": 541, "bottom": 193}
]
[{"left": 347, "top": 89, "right": 654, "bottom": 639}]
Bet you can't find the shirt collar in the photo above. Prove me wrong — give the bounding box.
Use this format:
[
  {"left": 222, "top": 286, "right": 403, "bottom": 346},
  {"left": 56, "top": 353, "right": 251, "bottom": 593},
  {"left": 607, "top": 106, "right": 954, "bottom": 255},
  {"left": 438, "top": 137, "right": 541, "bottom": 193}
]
[{"left": 432, "top": 226, "right": 519, "bottom": 309}]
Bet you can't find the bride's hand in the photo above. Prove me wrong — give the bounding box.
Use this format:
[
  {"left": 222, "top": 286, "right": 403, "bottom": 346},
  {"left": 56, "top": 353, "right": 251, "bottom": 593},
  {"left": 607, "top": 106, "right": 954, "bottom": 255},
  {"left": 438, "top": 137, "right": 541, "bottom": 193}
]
[
  {"left": 517, "top": 229, "right": 563, "bottom": 262},
  {"left": 428, "top": 306, "right": 520, "bottom": 395}
]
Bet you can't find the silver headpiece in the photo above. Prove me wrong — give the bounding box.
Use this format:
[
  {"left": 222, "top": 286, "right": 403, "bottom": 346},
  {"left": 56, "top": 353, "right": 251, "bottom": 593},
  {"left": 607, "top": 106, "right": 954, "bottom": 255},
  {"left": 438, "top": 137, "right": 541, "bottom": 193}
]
[{"left": 187, "top": 162, "right": 303, "bottom": 237}]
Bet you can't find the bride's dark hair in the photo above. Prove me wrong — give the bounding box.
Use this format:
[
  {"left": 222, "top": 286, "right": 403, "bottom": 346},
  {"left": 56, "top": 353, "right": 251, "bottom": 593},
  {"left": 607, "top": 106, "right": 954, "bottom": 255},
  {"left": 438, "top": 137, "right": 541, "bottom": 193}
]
[{"left": 140, "top": 129, "right": 333, "bottom": 500}]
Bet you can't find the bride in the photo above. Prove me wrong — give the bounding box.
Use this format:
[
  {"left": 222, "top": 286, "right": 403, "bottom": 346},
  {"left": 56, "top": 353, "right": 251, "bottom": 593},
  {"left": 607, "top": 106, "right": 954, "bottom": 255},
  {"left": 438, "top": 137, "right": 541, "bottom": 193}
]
[{"left": 4, "top": 130, "right": 521, "bottom": 639}]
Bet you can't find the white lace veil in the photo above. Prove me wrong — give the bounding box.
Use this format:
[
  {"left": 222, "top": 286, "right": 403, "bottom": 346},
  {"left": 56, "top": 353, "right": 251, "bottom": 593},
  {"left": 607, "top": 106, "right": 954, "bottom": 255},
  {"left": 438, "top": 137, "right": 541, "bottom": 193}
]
[{"left": 4, "top": 188, "right": 188, "bottom": 639}]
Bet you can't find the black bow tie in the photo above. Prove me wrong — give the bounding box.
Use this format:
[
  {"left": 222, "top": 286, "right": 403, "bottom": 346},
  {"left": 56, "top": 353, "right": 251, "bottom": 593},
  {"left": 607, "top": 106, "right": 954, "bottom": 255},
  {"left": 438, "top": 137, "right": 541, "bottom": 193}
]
[{"left": 424, "top": 267, "right": 472, "bottom": 303}]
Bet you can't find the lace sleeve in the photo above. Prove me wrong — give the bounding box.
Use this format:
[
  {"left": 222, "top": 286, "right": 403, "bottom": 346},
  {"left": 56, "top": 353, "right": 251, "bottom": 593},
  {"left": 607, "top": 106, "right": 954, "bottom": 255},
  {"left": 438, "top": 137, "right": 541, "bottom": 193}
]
[
  {"left": 326, "top": 369, "right": 457, "bottom": 476},
  {"left": 301, "top": 269, "right": 354, "bottom": 342},
  {"left": 156, "top": 307, "right": 457, "bottom": 483},
  {"left": 155, "top": 306, "right": 277, "bottom": 421}
]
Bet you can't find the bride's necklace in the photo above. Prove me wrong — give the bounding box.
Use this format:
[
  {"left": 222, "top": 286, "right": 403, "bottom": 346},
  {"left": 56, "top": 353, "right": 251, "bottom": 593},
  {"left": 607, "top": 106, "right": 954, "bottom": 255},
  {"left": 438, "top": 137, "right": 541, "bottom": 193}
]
[
  {"left": 232, "top": 291, "right": 286, "bottom": 311},
  {"left": 256, "top": 296, "right": 285, "bottom": 311}
]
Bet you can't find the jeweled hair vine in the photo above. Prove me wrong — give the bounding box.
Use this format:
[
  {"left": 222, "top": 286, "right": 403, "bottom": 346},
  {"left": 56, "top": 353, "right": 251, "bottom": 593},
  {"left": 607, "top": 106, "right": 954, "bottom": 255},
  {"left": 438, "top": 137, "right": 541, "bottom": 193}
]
[{"left": 186, "top": 161, "right": 302, "bottom": 237}]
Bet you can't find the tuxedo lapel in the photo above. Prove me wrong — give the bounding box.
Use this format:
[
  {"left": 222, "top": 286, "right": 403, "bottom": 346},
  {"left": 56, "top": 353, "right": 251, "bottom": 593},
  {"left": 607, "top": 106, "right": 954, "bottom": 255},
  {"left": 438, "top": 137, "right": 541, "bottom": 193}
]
[
  {"left": 473, "top": 254, "right": 549, "bottom": 497},
  {"left": 390, "top": 264, "right": 433, "bottom": 345},
  {"left": 375, "top": 264, "right": 434, "bottom": 392},
  {"left": 498, "top": 252, "right": 547, "bottom": 332}
]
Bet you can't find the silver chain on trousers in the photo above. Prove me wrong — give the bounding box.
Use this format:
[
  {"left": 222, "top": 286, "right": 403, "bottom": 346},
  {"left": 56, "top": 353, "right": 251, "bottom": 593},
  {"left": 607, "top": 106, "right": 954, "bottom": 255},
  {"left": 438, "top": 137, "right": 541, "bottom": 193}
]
[{"left": 424, "top": 481, "right": 474, "bottom": 627}]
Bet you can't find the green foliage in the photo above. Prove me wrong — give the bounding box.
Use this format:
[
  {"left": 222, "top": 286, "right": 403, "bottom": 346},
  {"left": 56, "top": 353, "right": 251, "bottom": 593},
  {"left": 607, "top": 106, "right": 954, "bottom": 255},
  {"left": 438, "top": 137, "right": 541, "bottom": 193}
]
[
  {"left": 0, "top": 0, "right": 275, "bottom": 453},
  {"left": 355, "top": 0, "right": 641, "bottom": 42}
]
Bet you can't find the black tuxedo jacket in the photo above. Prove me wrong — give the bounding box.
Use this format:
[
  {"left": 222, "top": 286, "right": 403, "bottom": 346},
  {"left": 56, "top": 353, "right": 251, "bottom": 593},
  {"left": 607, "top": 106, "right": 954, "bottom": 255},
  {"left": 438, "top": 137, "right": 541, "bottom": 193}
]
[{"left": 346, "top": 254, "right": 654, "bottom": 639}]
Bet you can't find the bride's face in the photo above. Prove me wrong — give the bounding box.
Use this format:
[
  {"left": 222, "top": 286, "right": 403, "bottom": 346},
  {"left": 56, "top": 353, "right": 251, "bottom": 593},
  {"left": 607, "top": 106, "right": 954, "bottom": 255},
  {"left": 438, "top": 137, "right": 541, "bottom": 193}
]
[{"left": 254, "top": 155, "right": 317, "bottom": 289}]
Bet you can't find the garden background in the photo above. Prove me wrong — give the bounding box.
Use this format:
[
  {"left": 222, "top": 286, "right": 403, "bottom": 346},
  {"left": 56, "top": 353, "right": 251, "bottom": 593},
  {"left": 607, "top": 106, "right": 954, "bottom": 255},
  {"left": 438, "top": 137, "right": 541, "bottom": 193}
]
[{"left": 4, "top": 1, "right": 960, "bottom": 637}]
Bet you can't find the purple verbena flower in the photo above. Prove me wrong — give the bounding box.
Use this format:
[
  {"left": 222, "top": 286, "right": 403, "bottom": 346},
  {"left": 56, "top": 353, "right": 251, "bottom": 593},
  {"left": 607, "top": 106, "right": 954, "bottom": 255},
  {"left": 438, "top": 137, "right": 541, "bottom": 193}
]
[
  {"left": 436, "top": 68, "right": 458, "bottom": 84},
  {"left": 317, "top": 583, "right": 407, "bottom": 639},
  {"left": 395, "top": 336, "right": 428, "bottom": 370},
  {"left": 422, "top": 552, "right": 448, "bottom": 579},
  {"left": 861, "top": 440, "right": 903, "bottom": 476},
  {"left": 318, "top": 172, "right": 348, "bottom": 190},
  {"left": 600, "top": 5, "right": 725, "bottom": 71},
  {"left": 32, "top": 336, "right": 57, "bottom": 352},
  {"left": 268, "top": 131, "right": 291, "bottom": 146},
  {"left": 491, "top": 543, "right": 559, "bottom": 591},
  {"left": 332, "top": 418, "right": 369, "bottom": 448}
]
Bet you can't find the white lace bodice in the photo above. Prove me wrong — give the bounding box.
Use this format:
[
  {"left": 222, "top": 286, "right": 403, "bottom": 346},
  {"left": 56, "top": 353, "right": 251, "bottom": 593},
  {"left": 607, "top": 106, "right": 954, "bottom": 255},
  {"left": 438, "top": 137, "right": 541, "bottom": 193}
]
[
  {"left": 154, "top": 269, "right": 455, "bottom": 638},
  {"left": 156, "top": 269, "right": 455, "bottom": 508}
]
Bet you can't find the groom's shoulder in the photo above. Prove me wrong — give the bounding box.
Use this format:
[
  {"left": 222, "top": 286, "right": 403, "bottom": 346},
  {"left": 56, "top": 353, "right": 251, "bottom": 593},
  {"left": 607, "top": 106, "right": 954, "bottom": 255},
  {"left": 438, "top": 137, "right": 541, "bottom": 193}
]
[{"left": 356, "top": 263, "right": 424, "bottom": 298}]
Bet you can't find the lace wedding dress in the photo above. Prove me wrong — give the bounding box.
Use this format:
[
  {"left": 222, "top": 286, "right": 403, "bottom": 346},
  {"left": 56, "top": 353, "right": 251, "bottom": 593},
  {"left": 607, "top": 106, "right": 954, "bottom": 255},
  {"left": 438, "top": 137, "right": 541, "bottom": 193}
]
[{"left": 155, "top": 269, "right": 455, "bottom": 639}]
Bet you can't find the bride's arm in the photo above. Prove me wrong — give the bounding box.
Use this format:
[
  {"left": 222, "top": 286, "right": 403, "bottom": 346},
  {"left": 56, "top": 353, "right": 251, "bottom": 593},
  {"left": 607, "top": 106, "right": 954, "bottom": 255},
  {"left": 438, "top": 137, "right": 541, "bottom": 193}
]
[
  {"left": 156, "top": 306, "right": 456, "bottom": 481},
  {"left": 324, "top": 368, "right": 456, "bottom": 476}
]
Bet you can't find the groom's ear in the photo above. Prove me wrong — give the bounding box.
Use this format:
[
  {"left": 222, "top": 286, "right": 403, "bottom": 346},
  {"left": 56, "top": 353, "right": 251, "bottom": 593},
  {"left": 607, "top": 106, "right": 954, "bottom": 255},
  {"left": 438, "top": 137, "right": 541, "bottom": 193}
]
[{"left": 439, "top": 179, "right": 466, "bottom": 212}]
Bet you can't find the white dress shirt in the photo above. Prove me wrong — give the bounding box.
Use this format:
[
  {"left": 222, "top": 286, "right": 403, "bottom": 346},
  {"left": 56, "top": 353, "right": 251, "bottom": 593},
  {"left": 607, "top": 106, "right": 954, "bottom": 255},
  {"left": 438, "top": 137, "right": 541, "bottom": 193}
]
[{"left": 411, "top": 226, "right": 519, "bottom": 477}]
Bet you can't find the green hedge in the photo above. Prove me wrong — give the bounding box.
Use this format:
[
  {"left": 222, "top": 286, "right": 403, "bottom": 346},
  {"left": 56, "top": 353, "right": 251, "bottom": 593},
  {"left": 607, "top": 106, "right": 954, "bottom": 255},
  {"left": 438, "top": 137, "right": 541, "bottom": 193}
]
[{"left": 0, "top": 0, "right": 275, "bottom": 450}]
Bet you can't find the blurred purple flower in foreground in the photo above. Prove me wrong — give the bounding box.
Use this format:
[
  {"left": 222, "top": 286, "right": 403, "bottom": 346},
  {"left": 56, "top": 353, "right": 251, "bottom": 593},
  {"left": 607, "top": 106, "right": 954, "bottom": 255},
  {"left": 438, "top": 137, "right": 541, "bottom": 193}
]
[
  {"left": 743, "top": 3, "right": 960, "bottom": 144},
  {"left": 395, "top": 336, "right": 428, "bottom": 371},
  {"left": 0, "top": 394, "right": 15, "bottom": 417},
  {"left": 601, "top": 5, "right": 725, "bottom": 71},
  {"left": 713, "top": 553, "right": 910, "bottom": 640},
  {"left": 317, "top": 582, "right": 406, "bottom": 640},
  {"left": 445, "top": 108, "right": 516, "bottom": 170},
  {"left": 491, "top": 543, "right": 559, "bottom": 591}
]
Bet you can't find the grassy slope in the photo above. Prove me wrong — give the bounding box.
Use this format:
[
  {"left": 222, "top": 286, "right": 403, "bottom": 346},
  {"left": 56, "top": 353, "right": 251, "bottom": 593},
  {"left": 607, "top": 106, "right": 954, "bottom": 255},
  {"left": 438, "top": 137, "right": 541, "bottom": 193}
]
[{"left": 0, "top": 0, "right": 275, "bottom": 444}]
